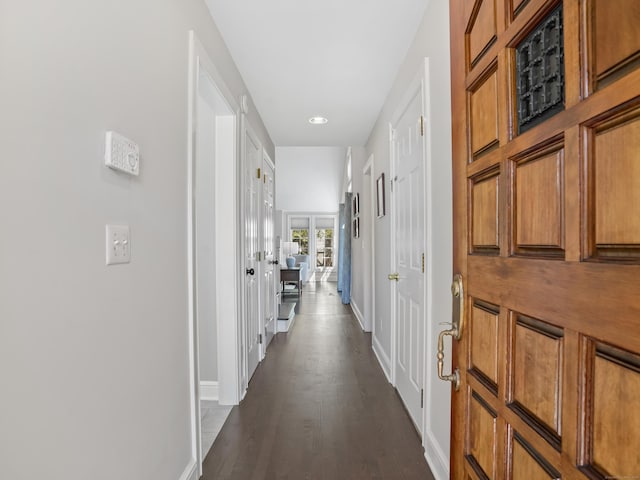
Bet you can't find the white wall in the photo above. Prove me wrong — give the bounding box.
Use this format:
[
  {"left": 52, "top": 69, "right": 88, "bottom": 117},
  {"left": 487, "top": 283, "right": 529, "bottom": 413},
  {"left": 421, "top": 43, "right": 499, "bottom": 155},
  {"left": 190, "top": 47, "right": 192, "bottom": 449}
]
[
  {"left": 352, "top": 1, "right": 453, "bottom": 478},
  {"left": 195, "top": 73, "right": 219, "bottom": 383},
  {"left": 275, "top": 147, "right": 346, "bottom": 212},
  {"left": 347, "top": 147, "right": 368, "bottom": 328},
  {"left": 0, "top": 1, "right": 273, "bottom": 479}
]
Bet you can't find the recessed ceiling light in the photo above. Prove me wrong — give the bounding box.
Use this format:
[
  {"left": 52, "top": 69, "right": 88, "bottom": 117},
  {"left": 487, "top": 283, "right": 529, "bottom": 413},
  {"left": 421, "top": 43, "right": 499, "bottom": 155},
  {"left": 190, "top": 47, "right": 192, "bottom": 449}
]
[{"left": 309, "top": 116, "right": 328, "bottom": 125}]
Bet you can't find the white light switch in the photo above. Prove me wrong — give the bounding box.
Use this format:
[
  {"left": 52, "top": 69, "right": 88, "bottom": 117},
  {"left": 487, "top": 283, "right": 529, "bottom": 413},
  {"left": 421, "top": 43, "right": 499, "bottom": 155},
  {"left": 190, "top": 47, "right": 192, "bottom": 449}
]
[
  {"left": 106, "top": 225, "right": 131, "bottom": 265},
  {"left": 105, "top": 131, "right": 140, "bottom": 176}
]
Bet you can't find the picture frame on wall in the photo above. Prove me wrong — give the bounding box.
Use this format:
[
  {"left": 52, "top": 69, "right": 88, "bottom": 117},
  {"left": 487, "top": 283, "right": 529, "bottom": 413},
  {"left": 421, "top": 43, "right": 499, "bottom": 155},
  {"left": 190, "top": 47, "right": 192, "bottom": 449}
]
[
  {"left": 352, "top": 193, "right": 361, "bottom": 238},
  {"left": 376, "top": 173, "right": 385, "bottom": 218}
]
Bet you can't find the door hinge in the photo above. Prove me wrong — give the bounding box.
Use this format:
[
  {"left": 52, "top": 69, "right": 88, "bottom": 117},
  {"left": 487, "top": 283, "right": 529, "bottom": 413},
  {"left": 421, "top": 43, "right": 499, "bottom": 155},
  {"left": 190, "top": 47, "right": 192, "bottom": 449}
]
[
  {"left": 258, "top": 333, "right": 263, "bottom": 344},
  {"left": 421, "top": 389, "right": 424, "bottom": 408},
  {"left": 256, "top": 251, "right": 263, "bottom": 262},
  {"left": 256, "top": 167, "right": 261, "bottom": 179},
  {"left": 390, "top": 179, "right": 393, "bottom": 192},
  {"left": 263, "top": 173, "right": 266, "bottom": 184},
  {"left": 422, "top": 253, "right": 425, "bottom": 273},
  {"left": 420, "top": 116, "right": 425, "bottom": 137}
]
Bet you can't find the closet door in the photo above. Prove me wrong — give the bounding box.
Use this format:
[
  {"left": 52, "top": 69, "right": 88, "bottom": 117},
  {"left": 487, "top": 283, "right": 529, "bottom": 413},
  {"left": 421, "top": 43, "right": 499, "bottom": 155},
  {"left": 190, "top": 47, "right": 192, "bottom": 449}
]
[
  {"left": 243, "top": 119, "right": 262, "bottom": 383},
  {"left": 261, "top": 153, "right": 276, "bottom": 348}
]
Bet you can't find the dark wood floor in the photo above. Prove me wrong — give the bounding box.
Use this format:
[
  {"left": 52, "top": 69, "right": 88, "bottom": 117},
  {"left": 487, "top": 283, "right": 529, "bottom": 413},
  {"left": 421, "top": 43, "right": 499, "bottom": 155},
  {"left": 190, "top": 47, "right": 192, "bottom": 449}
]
[{"left": 202, "top": 282, "right": 435, "bottom": 480}]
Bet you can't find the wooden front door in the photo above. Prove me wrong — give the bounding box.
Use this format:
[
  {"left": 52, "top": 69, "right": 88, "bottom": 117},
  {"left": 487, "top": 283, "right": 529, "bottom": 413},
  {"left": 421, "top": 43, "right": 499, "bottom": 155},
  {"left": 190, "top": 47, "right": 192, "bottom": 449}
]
[{"left": 450, "top": 1, "right": 640, "bottom": 479}]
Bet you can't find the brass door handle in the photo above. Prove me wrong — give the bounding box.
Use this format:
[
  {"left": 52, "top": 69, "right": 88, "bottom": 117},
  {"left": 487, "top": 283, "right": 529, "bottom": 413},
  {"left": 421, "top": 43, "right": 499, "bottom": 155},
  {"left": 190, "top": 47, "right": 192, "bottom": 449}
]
[
  {"left": 437, "top": 274, "right": 464, "bottom": 391},
  {"left": 388, "top": 273, "right": 399, "bottom": 281}
]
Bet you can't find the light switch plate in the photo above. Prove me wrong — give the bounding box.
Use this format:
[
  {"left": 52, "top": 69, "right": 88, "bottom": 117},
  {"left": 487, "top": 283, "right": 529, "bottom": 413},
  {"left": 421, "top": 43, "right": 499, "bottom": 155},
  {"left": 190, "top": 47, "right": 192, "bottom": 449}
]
[
  {"left": 105, "top": 131, "right": 140, "bottom": 176},
  {"left": 106, "top": 224, "right": 130, "bottom": 265}
]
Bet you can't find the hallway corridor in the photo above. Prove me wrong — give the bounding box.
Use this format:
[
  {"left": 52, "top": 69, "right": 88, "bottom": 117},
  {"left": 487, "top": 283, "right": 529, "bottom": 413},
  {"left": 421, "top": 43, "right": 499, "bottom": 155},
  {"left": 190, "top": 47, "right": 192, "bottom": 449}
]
[{"left": 202, "top": 282, "right": 435, "bottom": 480}]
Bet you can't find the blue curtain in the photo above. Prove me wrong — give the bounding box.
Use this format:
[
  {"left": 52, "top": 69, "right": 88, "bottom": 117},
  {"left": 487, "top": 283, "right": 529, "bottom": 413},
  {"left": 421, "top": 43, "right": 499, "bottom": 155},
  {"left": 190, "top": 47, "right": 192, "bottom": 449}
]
[
  {"left": 337, "top": 203, "right": 345, "bottom": 293},
  {"left": 338, "top": 193, "right": 352, "bottom": 304}
]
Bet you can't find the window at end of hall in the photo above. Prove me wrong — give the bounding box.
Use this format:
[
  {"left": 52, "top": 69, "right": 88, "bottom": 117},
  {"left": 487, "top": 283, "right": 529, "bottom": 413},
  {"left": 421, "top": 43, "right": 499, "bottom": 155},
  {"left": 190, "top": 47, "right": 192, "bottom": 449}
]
[
  {"left": 316, "top": 227, "right": 333, "bottom": 267},
  {"left": 291, "top": 229, "right": 309, "bottom": 255}
]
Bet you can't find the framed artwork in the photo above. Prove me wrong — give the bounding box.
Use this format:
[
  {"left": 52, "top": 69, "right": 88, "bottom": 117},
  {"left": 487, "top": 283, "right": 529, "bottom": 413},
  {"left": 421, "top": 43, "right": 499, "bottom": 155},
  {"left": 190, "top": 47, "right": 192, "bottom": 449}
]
[{"left": 376, "top": 173, "right": 385, "bottom": 218}]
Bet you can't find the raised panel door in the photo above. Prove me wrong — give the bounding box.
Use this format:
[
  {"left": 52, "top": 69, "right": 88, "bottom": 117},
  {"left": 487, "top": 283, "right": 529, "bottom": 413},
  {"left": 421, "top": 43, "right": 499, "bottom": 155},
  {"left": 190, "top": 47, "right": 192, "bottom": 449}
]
[
  {"left": 450, "top": 1, "right": 640, "bottom": 479},
  {"left": 392, "top": 81, "right": 425, "bottom": 433},
  {"left": 244, "top": 121, "right": 261, "bottom": 383}
]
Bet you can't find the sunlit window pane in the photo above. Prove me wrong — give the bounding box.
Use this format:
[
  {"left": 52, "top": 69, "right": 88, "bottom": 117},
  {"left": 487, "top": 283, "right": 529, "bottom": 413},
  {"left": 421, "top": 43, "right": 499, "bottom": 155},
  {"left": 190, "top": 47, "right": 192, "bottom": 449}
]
[
  {"left": 291, "top": 229, "right": 309, "bottom": 255},
  {"left": 315, "top": 228, "right": 334, "bottom": 267}
]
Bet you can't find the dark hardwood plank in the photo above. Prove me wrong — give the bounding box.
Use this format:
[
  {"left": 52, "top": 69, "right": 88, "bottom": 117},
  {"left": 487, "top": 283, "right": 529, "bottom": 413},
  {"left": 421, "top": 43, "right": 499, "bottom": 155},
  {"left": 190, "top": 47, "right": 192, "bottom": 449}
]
[{"left": 202, "top": 282, "right": 434, "bottom": 480}]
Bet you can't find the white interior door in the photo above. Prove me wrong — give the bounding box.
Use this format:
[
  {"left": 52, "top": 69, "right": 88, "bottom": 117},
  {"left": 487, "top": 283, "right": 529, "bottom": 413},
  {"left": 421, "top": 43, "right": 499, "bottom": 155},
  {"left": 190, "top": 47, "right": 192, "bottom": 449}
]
[
  {"left": 392, "top": 83, "right": 425, "bottom": 434},
  {"left": 261, "top": 154, "right": 276, "bottom": 349},
  {"left": 243, "top": 120, "right": 261, "bottom": 382}
]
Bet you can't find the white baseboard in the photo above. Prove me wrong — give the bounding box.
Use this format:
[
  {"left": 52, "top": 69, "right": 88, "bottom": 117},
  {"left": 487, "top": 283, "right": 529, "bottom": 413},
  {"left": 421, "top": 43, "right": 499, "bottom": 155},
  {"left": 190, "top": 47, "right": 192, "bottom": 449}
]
[
  {"left": 200, "top": 381, "right": 219, "bottom": 401},
  {"left": 424, "top": 430, "right": 450, "bottom": 480},
  {"left": 372, "top": 335, "right": 392, "bottom": 383},
  {"left": 350, "top": 301, "right": 366, "bottom": 331},
  {"left": 178, "top": 458, "right": 198, "bottom": 480}
]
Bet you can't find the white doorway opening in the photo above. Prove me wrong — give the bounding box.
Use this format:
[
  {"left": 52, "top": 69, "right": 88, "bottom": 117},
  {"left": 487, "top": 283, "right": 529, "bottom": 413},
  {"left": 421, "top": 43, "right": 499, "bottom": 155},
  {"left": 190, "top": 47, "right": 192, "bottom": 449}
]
[
  {"left": 187, "top": 31, "right": 242, "bottom": 478},
  {"left": 362, "top": 155, "right": 375, "bottom": 333}
]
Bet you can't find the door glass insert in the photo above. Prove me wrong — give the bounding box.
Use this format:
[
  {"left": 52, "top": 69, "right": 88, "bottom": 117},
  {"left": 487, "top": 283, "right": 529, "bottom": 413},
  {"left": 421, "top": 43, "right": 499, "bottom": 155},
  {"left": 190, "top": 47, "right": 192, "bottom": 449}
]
[{"left": 516, "top": 4, "right": 565, "bottom": 134}]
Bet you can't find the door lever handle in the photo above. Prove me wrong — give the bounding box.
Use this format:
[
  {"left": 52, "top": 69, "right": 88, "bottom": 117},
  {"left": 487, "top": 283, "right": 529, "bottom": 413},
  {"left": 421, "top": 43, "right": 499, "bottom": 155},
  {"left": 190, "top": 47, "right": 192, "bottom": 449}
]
[
  {"left": 246, "top": 268, "right": 255, "bottom": 276},
  {"left": 437, "top": 274, "right": 464, "bottom": 391},
  {"left": 388, "top": 273, "right": 400, "bottom": 281}
]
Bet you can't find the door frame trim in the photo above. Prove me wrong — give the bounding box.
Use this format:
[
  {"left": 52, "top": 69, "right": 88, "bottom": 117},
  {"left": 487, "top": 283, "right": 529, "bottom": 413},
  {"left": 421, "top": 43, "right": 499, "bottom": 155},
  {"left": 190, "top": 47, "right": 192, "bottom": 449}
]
[
  {"left": 186, "top": 30, "right": 242, "bottom": 477},
  {"left": 416, "top": 58, "right": 451, "bottom": 479}
]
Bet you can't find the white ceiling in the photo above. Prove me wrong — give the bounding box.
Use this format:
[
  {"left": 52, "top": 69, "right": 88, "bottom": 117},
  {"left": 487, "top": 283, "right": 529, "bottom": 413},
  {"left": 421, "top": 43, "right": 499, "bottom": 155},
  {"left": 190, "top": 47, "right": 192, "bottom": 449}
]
[{"left": 205, "top": 0, "right": 430, "bottom": 147}]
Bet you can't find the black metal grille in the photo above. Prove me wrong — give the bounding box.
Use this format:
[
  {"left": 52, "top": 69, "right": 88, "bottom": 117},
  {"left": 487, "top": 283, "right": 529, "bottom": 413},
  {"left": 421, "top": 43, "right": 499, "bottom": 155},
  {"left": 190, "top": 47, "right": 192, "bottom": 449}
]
[{"left": 516, "top": 5, "right": 565, "bottom": 134}]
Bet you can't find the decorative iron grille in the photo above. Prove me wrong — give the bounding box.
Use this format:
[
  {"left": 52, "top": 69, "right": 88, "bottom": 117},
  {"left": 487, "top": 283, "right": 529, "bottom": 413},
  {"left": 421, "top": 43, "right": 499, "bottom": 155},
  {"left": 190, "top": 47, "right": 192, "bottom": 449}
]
[{"left": 516, "top": 5, "right": 565, "bottom": 134}]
